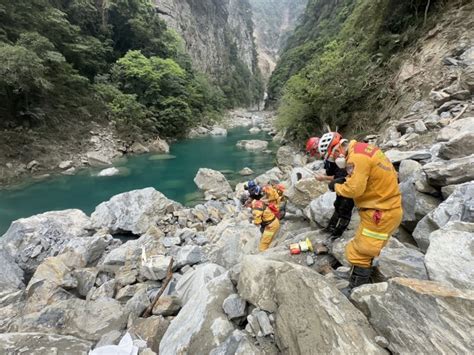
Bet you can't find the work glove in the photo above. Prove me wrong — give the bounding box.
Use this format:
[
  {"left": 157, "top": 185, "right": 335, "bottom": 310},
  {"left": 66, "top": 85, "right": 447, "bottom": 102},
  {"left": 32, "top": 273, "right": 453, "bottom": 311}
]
[{"left": 328, "top": 177, "right": 346, "bottom": 192}]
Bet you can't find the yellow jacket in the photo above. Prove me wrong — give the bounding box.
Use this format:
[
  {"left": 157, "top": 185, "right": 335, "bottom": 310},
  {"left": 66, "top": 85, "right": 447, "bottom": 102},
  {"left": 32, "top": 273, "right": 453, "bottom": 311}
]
[
  {"left": 252, "top": 199, "right": 278, "bottom": 225},
  {"left": 335, "top": 140, "right": 401, "bottom": 210}
]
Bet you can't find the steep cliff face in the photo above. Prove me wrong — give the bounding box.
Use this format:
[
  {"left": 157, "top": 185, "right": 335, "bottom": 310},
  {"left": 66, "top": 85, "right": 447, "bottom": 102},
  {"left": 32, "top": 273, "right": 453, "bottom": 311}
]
[
  {"left": 248, "top": 0, "right": 307, "bottom": 83},
  {"left": 156, "top": 0, "right": 257, "bottom": 80}
]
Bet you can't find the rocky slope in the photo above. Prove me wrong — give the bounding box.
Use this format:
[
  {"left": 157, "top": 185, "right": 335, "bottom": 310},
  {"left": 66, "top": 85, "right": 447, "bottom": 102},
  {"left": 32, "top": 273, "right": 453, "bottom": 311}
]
[
  {"left": 0, "top": 104, "right": 472, "bottom": 353},
  {"left": 157, "top": 0, "right": 259, "bottom": 81},
  {"left": 248, "top": 0, "right": 307, "bottom": 82}
]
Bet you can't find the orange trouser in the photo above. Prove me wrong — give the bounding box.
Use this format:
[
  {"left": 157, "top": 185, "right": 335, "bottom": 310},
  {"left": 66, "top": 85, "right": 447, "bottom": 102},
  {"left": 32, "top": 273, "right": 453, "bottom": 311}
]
[
  {"left": 259, "top": 218, "right": 280, "bottom": 252},
  {"left": 345, "top": 207, "right": 403, "bottom": 268}
]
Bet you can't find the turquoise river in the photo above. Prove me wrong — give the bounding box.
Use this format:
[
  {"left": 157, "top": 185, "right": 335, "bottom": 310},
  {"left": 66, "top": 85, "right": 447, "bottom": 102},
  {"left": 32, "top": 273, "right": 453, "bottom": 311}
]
[{"left": 0, "top": 127, "right": 277, "bottom": 235}]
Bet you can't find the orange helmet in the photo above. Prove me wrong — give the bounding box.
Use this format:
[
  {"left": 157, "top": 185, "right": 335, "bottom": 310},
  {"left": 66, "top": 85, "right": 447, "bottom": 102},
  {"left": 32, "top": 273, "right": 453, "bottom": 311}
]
[
  {"left": 275, "top": 183, "right": 285, "bottom": 194},
  {"left": 305, "top": 137, "right": 320, "bottom": 157}
]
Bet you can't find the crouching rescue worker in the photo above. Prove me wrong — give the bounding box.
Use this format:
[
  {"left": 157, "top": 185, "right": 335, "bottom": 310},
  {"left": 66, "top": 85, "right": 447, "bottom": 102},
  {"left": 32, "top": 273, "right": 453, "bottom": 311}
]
[
  {"left": 241, "top": 180, "right": 263, "bottom": 207},
  {"left": 329, "top": 139, "right": 402, "bottom": 297},
  {"left": 306, "top": 134, "right": 355, "bottom": 240},
  {"left": 252, "top": 185, "right": 280, "bottom": 252}
]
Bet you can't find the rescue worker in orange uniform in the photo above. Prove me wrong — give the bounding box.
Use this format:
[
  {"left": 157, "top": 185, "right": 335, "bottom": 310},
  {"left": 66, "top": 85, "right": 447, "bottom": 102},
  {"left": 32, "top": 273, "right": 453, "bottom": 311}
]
[
  {"left": 330, "top": 139, "right": 402, "bottom": 297},
  {"left": 252, "top": 185, "right": 281, "bottom": 252}
]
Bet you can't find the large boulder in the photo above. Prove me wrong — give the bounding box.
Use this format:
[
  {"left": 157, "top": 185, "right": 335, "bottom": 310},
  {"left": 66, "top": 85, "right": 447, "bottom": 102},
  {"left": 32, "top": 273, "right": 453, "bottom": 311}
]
[
  {"left": 204, "top": 219, "right": 260, "bottom": 269},
  {"left": 159, "top": 265, "right": 235, "bottom": 355},
  {"left": 276, "top": 146, "right": 305, "bottom": 171},
  {"left": 375, "top": 238, "right": 428, "bottom": 280},
  {"left": 423, "top": 154, "right": 474, "bottom": 187},
  {"left": 14, "top": 298, "right": 128, "bottom": 342},
  {"left": 194, "top": 168, "right": 233, "bottom": 200},
  {"left": 438, "top": 131, "right": 474, "bottom": 159},
  {"left": 236, "top": 140, "right": 268, "bottom": 152},
  {"left": 0, "top": 248, "right": 24, "bottom": 291},
  {"left": 424, "top": 222, "right": 474, "bottom": 289},
  {"left": 210, "top": 127, "right": 227, "bottom": 136},
  {"left": 436, "top": 116, "right": 474, "bottom": 141},
  {"left": 351, "top": 278, "right": 474, "bottom": 354},
  {"left": 285, "top": 178, "right": 327, "bottom": 208},
  {"left": 254, "top": 167, "right": 285, "bottom": 185},
  {"left": 398, "top": 159, "right": 436, "bottom": 194},
  {"left": 0, "top": 333, "right": 93, "bottom": 354},
  {"left": 237, "top": 256, "right": 386, "bottom": 354},
  {"left": 91, "top": 188, "right": 181, "bottom": 235},
  {"left": 384, "top": 149, "right": 431, "bottom": 164},
  {"left": 399, "top": 180, "right": 440, "bottom": 231},
  {"left": 148, "top": 137, "right": 170, "bottom": 153},
  {"left": 305, "top": 191, "right": 336, "bottom": 227},
  {"left": 1, "top": 210, "right": 91, "bottom": 274},
  {"left": 413, "top": 182, "right": 474, "bottom": 251},
  {"left": 129, "top": 316, "right": 170, "bottom": 353}
]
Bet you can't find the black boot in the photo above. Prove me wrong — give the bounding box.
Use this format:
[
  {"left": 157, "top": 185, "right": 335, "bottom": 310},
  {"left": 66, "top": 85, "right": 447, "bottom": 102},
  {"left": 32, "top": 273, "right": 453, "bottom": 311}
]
[
  {"left": 330, "top": 218, "right": 351, "bottom": 238},
  {"left": 341, "top": 266, "right": 374, "bottom": 298},
  {"left": 324, "top": 212, "right": 339, "bottom": 234}
]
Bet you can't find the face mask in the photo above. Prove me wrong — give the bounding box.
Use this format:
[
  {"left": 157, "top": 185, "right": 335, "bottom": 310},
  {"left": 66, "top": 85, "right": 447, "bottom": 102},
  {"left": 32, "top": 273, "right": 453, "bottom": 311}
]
[{"left": 335, "top": 156, "right": 346, "bottom": 169}]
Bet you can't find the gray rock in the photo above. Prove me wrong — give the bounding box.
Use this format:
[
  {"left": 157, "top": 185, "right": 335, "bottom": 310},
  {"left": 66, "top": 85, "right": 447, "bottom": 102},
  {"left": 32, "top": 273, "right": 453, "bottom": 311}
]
[
  {"left": 159, "top": 265, "right": 235, "bottom": 355},
  {"left": 0, "top": 248, "right": 24, "bottom": 291},
  {"left": 0, "top": 333, "right": 93, "bottom": 354},
  {"left": 97, "top": 167, "right": 120, "bottom": 177},
  {"left": 414, "top": 120, "right": 427, "bottom": 133},
  {"left": 423, "top": 154, "right": 474, "bottom": 187},
  {"left": 429, "top": 90, "right": 451, "bottom": 106},
  {"left": 95, "top": 330, "right": 122, "bottom": 347},
  {"left": 413, "top": 182, "right": 474, "bottom": 251},
  {"left": 385, "top": 149, "right": 431, "bottom": 164},
  {"left": 210, "top": 329, "right": 266, "bottom": 355},
  {"left": 116, "top": 284, "right": 145, "bottom": 302},
  {"left": 15, "top": 298, "right": 128, "bottom": 341},
  {"left": 437, "top": 117, "right": 474, "bottom": 142},
  {"left": 162, "top": 236, "right": 181, "bottom": 247},
  {"left": 73, "top": 268, "right": 98, "bottom": 297},
  {"left": 276, "top": 146, "right": 305, "bottom": 170},
  {"left": 175, "top": 245, "right": 203, "bottom": 268},
  {"left": 58, "top": 160, "right": 73, "bottom": 170},
  {"left": 351, "top": 278, "right": 474, "bottom": 354},
  {"left": 237, "top": 256, "right": 386, "bottom": 353},
  {"left": 91, "top": 188, "right": 181, "bottom": 234},
  {"left": 236, "top": 140, "right": 268, "bottom": 152},
  {"left": 255, "top": 310, "right": 273, "bottom": 336},
  {"left": 125, "top": 288, "right": 151, "bottom": 317},
  {"left": 441, "top": 184, "right": 457, "bottom": 199},
  {"left": 141, "top": 255, "right": 172, "bottom": 281},
  {"left": 249, "top": 127, "right": 261, "bottom": 134},
  {"left": 87, "top": 151, "right": 112, "bottom": 166},
  {"left": 425, "top": 222, "right": 474, "bottom": 289},
  {"left": 176, "top": 263, "right": 227, "bottom": 305},
  {"left": 438, "top": 132, "right": 474, "bottom": 159},
  {"left": 239, "top": 167, "right": 254, "bottom": 176},
  {"left": 148, "top": 137, "right": 170, "bottom": 154},
  {"left": 254, "top": 167, "right": 285, "bottom": 186},
  {"left": 223, "top": 294, "right": 246, "bottom": 320},
  {"left": 305, "top": 191, "right": 336, "bottom": 227},
  {"left": 204, "top": 219, "right": 260, "bottom": 269},
  {"left": 61, "top": 233, "right": 112, "bottom": 265},
  {"left": 26, "top": 160, "right": 40, "bottom": 170},
  {"left": 375, "top": 239, "right": 428, "bottom": 280},
  {"left": 152, "top": 296, "right": 182, "bottom": 316},
  {"left": 1, "top": 210, "right": 90, "bottom": 275},
  {"left": 400, "top": 180, "right": 440, "bottom": 231},
  {"left": 285, "top": 178, "right": 327, "bottom": 208},
  {"left": 130, "top": 142, "right": 149, "bottom": 154},
  {"left": 88, "top": 280, "right": 116, "bottom": 301},
  {"left": 306, "top": 255, "right": 314, "bottom": 266},
  {"left": 210, "top": 127, "right": 227, "bottom": 136},
  {"left": 194, "top": 168, "right": 233, "bottom": 200},
  {"left": 129, "top": 316, "right": 169, "bottom": 353}
]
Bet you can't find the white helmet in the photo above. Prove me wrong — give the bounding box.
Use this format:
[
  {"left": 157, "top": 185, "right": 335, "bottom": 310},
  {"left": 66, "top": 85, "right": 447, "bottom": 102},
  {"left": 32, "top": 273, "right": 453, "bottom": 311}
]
[{"left": 318, "top": 132, "right": 339, "bottom": 156}]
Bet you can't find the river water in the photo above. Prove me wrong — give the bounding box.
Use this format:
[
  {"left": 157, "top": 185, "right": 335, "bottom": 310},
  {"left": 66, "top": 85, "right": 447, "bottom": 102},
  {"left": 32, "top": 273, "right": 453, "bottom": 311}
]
[{"left": 0, "top": 127, "right": 277, "bottom": 235}]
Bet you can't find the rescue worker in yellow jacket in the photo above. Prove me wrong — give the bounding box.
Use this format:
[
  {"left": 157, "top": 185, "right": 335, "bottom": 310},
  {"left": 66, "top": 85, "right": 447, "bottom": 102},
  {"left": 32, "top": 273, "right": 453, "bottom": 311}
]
[
  {"left": 252, "top": 185, "right": 281, "bottom": 252},
  {"left": 329, "top": 139, "right": 402, "bottom": 297}
]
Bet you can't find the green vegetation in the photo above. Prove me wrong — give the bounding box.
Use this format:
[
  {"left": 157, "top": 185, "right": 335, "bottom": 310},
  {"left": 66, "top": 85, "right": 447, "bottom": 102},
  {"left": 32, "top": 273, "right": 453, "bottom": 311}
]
[
  {"left": 270, "top": 0, "right": 449, "bottom": 140},
  {"left": 0, "top": 0, "right": 256, "bottom": 138}
]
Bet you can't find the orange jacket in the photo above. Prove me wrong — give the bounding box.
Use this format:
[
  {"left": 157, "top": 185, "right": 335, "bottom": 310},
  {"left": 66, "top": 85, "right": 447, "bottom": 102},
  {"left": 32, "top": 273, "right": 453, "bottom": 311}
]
[
  {"left": 252, "top": 199, "right": 278, "bottom": 225},
  {"left": 335, "top": 140, "right": 401, "bottom": 210}
]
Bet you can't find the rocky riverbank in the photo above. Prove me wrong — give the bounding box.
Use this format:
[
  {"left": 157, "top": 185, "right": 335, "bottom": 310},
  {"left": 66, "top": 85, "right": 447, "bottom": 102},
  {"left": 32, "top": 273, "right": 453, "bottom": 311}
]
[
  {"left": 0, "top": 110, "right": 276, "bottom": 189},
  {"left": 0, "top": 95, "right": 473, "bottom": 353}
]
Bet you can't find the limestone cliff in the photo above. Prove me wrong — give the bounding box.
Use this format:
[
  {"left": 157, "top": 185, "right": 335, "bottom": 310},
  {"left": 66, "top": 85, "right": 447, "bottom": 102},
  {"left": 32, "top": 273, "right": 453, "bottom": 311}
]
[{"left": 156, "top": 0, "right": 258, "bottom": 80}]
